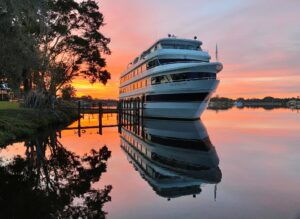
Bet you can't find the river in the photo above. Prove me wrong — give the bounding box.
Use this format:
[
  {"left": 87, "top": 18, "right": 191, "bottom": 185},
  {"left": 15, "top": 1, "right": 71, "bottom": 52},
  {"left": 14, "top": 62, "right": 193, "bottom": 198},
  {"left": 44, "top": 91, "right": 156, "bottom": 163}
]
[{"left": 1, "top": 108, "right": 300, "bottom": 219}]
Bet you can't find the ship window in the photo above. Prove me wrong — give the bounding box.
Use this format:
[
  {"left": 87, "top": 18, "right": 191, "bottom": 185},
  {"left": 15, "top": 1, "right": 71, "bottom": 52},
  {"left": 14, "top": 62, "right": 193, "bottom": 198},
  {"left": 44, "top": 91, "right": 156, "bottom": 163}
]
[
  {"left": 150, "top": 44, "right": 159, "bottom": 52},
  {"left": 133, "top": 57, "right": 139, "bottom": 64},
  {"left": 141, "top": 64, "right": 146, "bottom": 72},
  {"left": 151, "top": 72, "right": 216, "bottom": 85},
  {"left": 171, "top": 73, "right": 187, "bottom": 81},
  {"left": 147, "top": 59, "right": 159, "bottom": 69},
  {"left": 159, "top": 59, "right": 204, "bottom": 64},
  {"left": 151, "top": 77, "right": 159, "bottom": 85},
  {"left": 149, "top": 134, "right": 210, "bottom": 151},
  {"left": 161, "top": 43, "right": 200, "bottom": 50},
  {"left": 151, "top": 75, "right": 170, "bottom": 85},
  {"left": 161, "top": 75, "right": 169, "bottom": 83},
  {"left": 171, "top": 72, "right": 216, "bottom": 81},
  {"left": 121, "top": 76, "right": 151, "bottom": 93}
]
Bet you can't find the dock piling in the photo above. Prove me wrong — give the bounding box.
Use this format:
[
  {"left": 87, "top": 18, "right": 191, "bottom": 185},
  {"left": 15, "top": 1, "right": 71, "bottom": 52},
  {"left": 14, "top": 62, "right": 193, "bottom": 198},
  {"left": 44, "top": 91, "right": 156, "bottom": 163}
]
[{"left": 98, "top": 102, "right": 103, "bottom": 135}]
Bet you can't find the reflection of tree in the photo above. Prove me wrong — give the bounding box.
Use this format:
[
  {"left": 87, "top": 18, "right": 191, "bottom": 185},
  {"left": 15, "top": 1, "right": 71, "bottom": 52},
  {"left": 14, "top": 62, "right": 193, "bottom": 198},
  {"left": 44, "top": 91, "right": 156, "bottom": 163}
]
[{"left": 0, "top": 131, "right": 112, "bottom": 218}]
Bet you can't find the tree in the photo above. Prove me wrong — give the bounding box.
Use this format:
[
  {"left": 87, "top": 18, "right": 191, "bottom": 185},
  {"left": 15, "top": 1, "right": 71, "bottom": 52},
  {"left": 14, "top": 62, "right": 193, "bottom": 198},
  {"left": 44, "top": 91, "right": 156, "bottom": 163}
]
[
  {"left": 61, "top": 84, "right": 76, "bottom": 100},
  {"left": 236, "top": 97, "right": 245, "bottom": 102},
  {"left": 0, "top": 0, "right": 43, "bottom": 91},
  {"left": 262, "top": 96, "right": 274, "bottom": 102},
  {"left": 39, "top": 0, "right": 111, "bottom": 96},
  {"left": 0, "top": 0, "right": 111, "bottom": 107}
]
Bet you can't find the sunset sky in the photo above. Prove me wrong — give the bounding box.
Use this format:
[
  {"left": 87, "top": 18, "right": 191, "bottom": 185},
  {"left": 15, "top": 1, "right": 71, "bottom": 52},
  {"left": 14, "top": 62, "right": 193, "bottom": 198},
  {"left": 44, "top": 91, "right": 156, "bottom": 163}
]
[{"left": 73, "top": 0, "right": 300, "bottom": 99}]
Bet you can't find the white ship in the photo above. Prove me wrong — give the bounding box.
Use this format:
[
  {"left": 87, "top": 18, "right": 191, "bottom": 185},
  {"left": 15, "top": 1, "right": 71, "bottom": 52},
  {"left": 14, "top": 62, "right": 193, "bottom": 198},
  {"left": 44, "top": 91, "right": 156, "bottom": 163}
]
[{"left": 119, "top": 36, "right": 223, "bottom": 120}]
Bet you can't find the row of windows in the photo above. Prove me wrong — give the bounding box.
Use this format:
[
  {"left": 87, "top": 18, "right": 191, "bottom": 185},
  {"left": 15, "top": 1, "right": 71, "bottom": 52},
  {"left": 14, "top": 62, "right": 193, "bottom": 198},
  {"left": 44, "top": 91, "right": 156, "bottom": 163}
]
[
  {"left": 151, "top": 72, "right": 216, "bottom": 85},
  {"left": 161, "top": 43, "right": 201, "bottom": 51},
  {"left": 121, "top": 137, "right": 171, "bottom": 180},
  {"left": 120, "top": 72, "right": 216, "bottom": 94},
  {"left": 120, "top": 78, "right": 149, "bottom": 94},
  {"left": 122, "top": 143, "right": 148, "bottom": 172},
  {"left": 120, "top": 63, "right": 148, "bottom": 84},
  {"left": 122, "top": 143, "right": 165, "bottom": 179},
  {"left": 121, "top": 131, "right": 152, "bottom": 160},
  {"left": 121, "top": 58, "right": 204, "bottom": 84},
  {"left": 120, "top": 58, "right": 163, "bottom": 84},
  {"left": 159, "top": 59, "right": 203, "bottom": 65}
]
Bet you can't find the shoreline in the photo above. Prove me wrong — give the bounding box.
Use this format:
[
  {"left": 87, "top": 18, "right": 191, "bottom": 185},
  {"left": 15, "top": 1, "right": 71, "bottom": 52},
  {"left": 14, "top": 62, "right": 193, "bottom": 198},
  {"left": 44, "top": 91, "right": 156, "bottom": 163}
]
[{"left": 0, "top": 107, "right": 78, "bottom": 147}]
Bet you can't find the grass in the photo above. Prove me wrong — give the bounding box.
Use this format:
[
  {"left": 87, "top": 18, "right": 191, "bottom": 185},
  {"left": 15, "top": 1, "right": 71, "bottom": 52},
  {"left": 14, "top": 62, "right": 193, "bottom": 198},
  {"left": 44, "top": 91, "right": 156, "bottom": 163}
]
[
  {"left": 0, "top": 102, "right": 78, "bottom": 147},
  {"left": 0, "top": 101, "right": 20, "bottom": 110}
]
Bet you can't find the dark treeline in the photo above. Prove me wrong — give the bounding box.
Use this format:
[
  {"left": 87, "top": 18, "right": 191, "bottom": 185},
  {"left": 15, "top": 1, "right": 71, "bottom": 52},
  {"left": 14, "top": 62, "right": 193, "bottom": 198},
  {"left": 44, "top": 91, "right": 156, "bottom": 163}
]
[
  {"left": 209, "top": 96, "right": 300, "bottom": 110},
  {"left": 0, "top": 0, "right": 110, "bottom": 108},
  {"left": 211, "top": 96, "right": 299, "bottom": 104},
  {"left": 69, "top": 95, "right": 300, "bottom": 109}
]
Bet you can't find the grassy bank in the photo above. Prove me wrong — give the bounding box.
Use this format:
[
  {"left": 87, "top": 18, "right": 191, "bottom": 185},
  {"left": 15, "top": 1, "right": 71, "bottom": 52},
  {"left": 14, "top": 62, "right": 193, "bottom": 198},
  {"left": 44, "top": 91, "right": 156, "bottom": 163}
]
[
  {"left": 0, "top": 102, "right": 77, "bottom": 147},
  {"left": 0, "top": 101, "right": 20, "bottom": 110}
]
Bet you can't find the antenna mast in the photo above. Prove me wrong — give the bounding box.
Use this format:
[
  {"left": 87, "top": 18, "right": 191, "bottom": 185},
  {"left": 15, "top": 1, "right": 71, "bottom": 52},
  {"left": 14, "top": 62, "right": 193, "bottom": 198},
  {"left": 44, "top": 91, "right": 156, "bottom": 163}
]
[{"left": 215, "top": 44, "right": 219, "bottom": 61}]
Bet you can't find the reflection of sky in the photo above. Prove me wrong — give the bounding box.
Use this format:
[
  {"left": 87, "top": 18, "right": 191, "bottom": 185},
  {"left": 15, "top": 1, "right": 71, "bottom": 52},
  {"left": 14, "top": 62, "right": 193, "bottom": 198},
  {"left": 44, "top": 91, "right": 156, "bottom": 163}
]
[
  {"left": 72, "top": 0, "right": 300, "bottom": 99},
  {"left": 202, "top": 108, "right": 300, "bottom": 219},
  {"left": 2, "top": 109, "right": 300, "bottom": 218},
  {"left": 75, "top": 109, "right": 300, "bottom": 218}
]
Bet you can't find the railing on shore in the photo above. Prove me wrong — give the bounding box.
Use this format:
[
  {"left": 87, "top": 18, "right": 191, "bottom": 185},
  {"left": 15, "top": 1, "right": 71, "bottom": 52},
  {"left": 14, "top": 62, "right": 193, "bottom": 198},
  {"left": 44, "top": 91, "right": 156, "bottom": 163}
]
[{"left": 62, "top": 98, "right": 145, "bottom": 137}]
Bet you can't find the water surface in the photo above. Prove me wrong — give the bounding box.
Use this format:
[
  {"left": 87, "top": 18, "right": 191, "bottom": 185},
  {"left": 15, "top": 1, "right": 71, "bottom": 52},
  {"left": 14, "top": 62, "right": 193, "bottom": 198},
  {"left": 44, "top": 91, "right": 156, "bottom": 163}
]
[{"left": 1, "top": 108, "right": 300, "bottom": 219}]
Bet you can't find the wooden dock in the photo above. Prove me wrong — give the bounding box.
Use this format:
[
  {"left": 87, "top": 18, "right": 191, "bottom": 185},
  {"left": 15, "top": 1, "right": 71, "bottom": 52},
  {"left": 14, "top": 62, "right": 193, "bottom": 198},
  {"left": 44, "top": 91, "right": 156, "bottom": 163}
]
[{"left": 62, "top": 99, "right": 144, "bottom": 136}]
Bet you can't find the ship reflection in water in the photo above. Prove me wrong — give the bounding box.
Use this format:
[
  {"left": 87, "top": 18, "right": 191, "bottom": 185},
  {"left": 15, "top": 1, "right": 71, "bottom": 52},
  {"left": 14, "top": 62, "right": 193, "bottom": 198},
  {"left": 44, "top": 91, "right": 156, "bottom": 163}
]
[{"left": 120, "top": 119, "right": 222, "bottom": 200}]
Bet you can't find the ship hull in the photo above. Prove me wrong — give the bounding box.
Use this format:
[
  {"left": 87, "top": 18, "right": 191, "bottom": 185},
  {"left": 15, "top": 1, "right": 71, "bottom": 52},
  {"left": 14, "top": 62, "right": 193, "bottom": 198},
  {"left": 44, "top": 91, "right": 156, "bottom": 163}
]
[{"left": 144, "top": 100, "right": 209, "bottom": 120}]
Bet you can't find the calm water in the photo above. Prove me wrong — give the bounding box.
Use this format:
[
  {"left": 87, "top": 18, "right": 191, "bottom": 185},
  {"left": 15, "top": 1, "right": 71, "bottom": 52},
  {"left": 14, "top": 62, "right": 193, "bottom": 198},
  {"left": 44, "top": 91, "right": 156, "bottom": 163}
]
[{"left": 1, "top": 108, "right": 300, "bottom": 219}]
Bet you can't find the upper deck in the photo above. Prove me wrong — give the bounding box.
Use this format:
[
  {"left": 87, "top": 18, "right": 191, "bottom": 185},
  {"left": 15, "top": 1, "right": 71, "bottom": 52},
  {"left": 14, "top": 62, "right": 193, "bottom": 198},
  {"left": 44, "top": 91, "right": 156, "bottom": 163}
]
[{"left": 120, "top": 37, "right": 206, "bottom": 77}]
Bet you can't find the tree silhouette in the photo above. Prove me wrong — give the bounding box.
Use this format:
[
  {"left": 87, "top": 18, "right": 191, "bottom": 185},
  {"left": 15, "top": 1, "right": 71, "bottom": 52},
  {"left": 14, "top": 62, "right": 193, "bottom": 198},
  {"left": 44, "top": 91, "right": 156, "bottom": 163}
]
[
  {"left": 0, "top": 0, "right": 111, "bottom": 104},
  {"left": 0, "top": 131, "right": 112, "bottom": 218}
]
